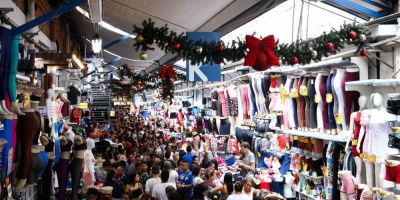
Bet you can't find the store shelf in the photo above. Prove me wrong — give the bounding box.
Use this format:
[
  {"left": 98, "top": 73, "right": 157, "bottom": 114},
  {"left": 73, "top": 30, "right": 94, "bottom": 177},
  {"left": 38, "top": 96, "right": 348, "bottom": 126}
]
[
  {"left": 346, "top": 79, "right": 400, "bottom": 99},
  {"left": 274, "top": 127, "right": 349, "bottom": 142}
]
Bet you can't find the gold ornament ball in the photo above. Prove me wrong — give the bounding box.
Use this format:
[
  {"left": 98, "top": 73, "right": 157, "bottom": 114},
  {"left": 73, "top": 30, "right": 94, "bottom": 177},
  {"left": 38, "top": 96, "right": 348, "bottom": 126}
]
[
  {"left": 311, "top": 50, "right": 318, "bottom": 58},
  {"left": 136, "top": 35, "right": 144, "bottom": 43},
  {"left": 139, "top": 52, "right": 148, "bottom": 60},
  {"left": 359, "top": 34, "right": 366, "bottom": 42},
  {"left": 196, "top": 46, "right": 203, "bottom": 54}
]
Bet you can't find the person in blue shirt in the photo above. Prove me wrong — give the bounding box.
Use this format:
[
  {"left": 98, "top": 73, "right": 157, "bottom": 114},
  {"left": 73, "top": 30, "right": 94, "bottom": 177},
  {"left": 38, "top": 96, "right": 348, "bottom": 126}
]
[
  {"left": 182, "top": 146, "right": 194, "bottom": 167},
  {"left": 177, "top": 160, "right": 194, "bottom": 199}
]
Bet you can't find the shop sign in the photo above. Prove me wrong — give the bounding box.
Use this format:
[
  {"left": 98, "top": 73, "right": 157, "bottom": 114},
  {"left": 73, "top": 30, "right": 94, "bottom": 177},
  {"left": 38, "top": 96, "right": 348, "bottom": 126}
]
[{"left": 186, "top": 32, "right": 221, "bottom": 82}]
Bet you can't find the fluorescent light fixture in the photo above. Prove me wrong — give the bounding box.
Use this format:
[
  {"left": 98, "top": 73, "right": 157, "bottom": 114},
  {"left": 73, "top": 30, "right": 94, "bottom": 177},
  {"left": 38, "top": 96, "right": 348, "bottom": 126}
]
[
  {"left": 174, "top": 80, "right": 183, "bottom": 84},
  {"left": 76, "top": 6, "right": 135, "bottom": 38},
  {"left": 88, "top": 0, "right": 102, "bottom": 23},
  {"left": 72, "top": 54, "right": 85, "bottom": 69},
  {"left": 91, "top": 34, "right": 102, "bottom": 53}
]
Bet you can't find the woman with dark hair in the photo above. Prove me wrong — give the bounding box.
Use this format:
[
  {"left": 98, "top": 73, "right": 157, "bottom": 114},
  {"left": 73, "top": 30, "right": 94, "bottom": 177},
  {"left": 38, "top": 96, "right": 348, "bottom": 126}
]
[
  {"left": 191, "top": 183, "right": 209, "bottom": 200},
  {"left": 227, "top": 181, "right": 244, "bottom": 200},
  {"left": 209, "top": 172, "right": 233, "bottom": 197},
  {"left": 124, "top": 173, "right": 143, "bottom": 199}
]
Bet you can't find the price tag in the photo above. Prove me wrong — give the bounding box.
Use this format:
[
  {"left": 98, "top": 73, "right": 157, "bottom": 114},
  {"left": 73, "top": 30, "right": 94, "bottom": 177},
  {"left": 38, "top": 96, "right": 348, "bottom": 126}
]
[
  {"left": 360, "top": 153, "right": 367, "bottom": 159},
  {"left": 369, "top": 155, "right": 376, "bottom": 163},
  {"left": 293, "top": 136, "right": 299, "bottom": 140},
  {"left": 254, "top": 179, "right": 261, "bottom": 185},
  {"left": 314, "top": 95, "right": 321, "bottom": 103},
  {"left": 311, "top": 139, "right": 317, "bottom": 144},
  {"left": 291, "top": 88, "right": 299, "bottom": 98},
  {"left": 303, "top": 163, "right": 308, "bottom": 171},
  {"left": 326, "top": 93, "right": 333, "bottom": 103},
  {"left": 352, "top": 140, "right": 358, "bottom": 146},
  {"left": 258, "top": 152, "right": 261, "bottom": 158},
  {"left": 283, "top": 90, "right": 290, "bottom": 97},
  {"left": 300, "top": 85, "right": 308, "bottom": 96},
  {"left": 335, "top": 113, "right": 343, "bottom": 124}
]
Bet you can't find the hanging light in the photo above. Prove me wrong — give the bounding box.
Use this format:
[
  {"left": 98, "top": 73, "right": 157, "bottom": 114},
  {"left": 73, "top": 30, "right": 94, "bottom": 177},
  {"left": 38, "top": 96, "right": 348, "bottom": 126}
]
[{"left": 91, "top": 33, "right": 102, "bottom": 53}]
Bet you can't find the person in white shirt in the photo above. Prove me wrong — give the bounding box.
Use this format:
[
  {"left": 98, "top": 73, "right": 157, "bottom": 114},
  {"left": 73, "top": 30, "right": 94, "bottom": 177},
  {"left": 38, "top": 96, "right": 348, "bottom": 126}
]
[
  {"left": 145, "top": 166, "right": 161, "bottom": 194},
  {"left": 227, "top": 181, "right": 245, "bottom": 200},
  {"left": 164, "top": 161, "right": 178, "bottom": 186},
  {"left": 152, "top": 170, "right": 176, "bottom": 200},
  {"left": 192, "top": 165, "right": 204, "bottom": 186}
]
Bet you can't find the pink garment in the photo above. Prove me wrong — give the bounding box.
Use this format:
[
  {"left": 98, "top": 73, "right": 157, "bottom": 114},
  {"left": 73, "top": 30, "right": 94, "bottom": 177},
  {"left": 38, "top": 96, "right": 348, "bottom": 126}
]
[
  {"left": 241, "top": 86, "right": 250, "bottom": 119},
  {"left": 340, "top": 174, "right": 358, "bottom": 194},
  {"left": 83, "top": 172, "right": 94, "bottom": 186},
  {"left": 218, "top": 90, "right": 228, "bottom": 117}
]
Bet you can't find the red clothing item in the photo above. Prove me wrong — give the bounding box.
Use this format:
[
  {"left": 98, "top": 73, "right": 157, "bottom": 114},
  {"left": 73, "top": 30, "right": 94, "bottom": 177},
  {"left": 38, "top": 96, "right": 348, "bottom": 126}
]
[{"left": 70, "top": 108, "right": 81, "bottom": 124}]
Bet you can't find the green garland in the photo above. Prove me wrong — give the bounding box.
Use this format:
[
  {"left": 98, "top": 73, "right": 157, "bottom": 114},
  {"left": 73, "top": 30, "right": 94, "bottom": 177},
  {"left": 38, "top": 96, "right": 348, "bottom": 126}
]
[
  {"left": 113, "top": 64, "right": 185, "bottom": 100},
  {"left": 133, "top": 19, "right": 371, "bottom": 66}
]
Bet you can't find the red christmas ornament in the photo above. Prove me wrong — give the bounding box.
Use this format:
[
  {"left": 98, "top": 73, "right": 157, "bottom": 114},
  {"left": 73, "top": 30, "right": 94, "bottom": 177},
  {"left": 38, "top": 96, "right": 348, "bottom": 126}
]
[
  {"left": 291, "top": 57, "right": 299, "bottom": 65},
  {"left": 172, "top": 41, "right": 181, "bottom": 50},
  {"left": 348, "top": 31, "right": 357, "bottom": 40},
  {"left": 326, "top": 43, "right": 334, "bottom": 52},
  {"left": 217, "top": 43, "right": 224, "bottom": 52},
  {"left": 360, "top": 49, "right": 368, "bottom": 57}
]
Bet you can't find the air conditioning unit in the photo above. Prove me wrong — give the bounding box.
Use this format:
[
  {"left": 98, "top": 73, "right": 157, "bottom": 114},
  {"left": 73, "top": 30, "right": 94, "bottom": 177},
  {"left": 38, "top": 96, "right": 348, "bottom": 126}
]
[{"left": 88, "top": 0, "right": 103, "bottom": 23}]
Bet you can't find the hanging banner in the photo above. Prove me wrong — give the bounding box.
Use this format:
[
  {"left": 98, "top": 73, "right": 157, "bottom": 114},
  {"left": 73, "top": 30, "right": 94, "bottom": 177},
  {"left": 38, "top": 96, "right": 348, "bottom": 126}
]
[{"left": 186, "top": 32, "right": 221, "bottom": 82}]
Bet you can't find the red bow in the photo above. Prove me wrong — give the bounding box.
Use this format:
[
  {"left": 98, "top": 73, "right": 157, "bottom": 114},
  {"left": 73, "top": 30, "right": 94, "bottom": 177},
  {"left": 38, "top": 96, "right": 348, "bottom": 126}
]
[
  {"left": 160, "top": 65, "right": 174, "bottom": 79},
  {"left": 244, "top": 35, "right": 279, "bottom": 71}
]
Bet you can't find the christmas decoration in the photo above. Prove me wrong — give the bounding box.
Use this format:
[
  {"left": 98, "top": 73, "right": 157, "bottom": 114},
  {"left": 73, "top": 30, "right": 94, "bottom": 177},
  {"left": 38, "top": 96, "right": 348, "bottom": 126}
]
[
  {"left": 291, "top": 57, "right": 299, "bottom": 65},
  {"left": 172, "top": 41, "right": 181, "bottom": 51},
  {"left": 195, "top": 46, "right": 203, "bottom": 54},
  {"left": 311, "top": 50, "right": 318, "bottom": 58},
  {"left": 217, "top": 43, "right": 225, "bottom": 52},
  {"left": 135, "top": 35, "right": 144, "bottom": 43},
  {"left": 139, "top": 52, "right": 148, "bottom": 60},
  {"left": 360, "top": 49, "right": 368, "bottom": 57},
  {"left": 359, "top": 34, "right": 366, "bottom": 42},
  {"left": 244, "top": 35, "right": 279, "bottom": 71},
  {"left": 326, "top": 43, "right": 334, "bottom": 52},
  {"left": 114, "top": 64, "right": 185, "bottom": 100},
  {"left": 133, "top": 19, "right": 371, "bottom": 66},
  {"left": 348, "top": 31, "right": 357, "bottom": 40},
  {"left": 160, "top": 65, "right": 174, "bottom": 79}
]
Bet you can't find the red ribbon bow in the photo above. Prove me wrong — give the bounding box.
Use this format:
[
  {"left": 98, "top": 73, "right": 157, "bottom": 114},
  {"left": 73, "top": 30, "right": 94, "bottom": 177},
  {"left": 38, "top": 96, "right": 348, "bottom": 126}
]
[
  {"left": 244, "top": 35, "right": 280, "bottom": 71},
  {"left": 160, "top": 65, "right": 174, "bottom": 79}
]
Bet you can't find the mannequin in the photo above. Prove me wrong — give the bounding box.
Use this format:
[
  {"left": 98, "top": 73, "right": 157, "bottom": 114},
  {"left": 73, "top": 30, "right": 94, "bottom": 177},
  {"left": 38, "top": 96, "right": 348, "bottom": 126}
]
[
  {"left": 339, "top": 170, "right": 358, "bottom": 200},
  {"left": 9, "top": 34, "right": 24, "bottom": 115},
  {"left": 26, "top": 99, "right": 45, "bottom": 186},
  {"left": 366, "top": 93, "right": 396, "bottom": 188},
  {"left": 39, "top": 130, "right": 55, "bottom": 199},
  {"left": 283, "top": 172, "right": 295, "bottom": 199},
  {"left": 70, "top": 134, "right": 86, "bottom": 200},
  {"left": 0, "top": 113, "right": 14, "bottom": 178},
  {"left": 0, "top": 22, "right": 11, "bottom": 115},
  {"left": 333, "top": 69, "right": 345, "bottom": 132},
  {"left": 55, "top": 129, "right": 73, "bottom": 200},
  {"left": 346, "top": 96, "right": 367, "bottom": 183},
  {"left": 15, "top": 107, "right": 40, "bottom": 190},
  {"left": 84, "top": 138, "right": 96, "bottom": 187}
]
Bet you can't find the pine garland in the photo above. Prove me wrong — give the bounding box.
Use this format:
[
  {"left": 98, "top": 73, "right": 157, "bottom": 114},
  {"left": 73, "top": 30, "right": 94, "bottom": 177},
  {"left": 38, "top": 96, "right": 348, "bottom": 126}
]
[
  {"left": 133, "top": 19, "right": 370, "bottom": 66},
  {"left": 113, "top": 64, "right": 185, "bottom": 100}
]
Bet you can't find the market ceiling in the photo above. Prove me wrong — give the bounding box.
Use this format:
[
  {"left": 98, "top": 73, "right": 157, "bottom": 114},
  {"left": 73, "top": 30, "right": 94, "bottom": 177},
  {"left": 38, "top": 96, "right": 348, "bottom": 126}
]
[
  {"left": 72, "top": 0, "right": 394, "bottom": 74},
  {"left": 72, "top": 0, "right": 286, "bottom": 72}
]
